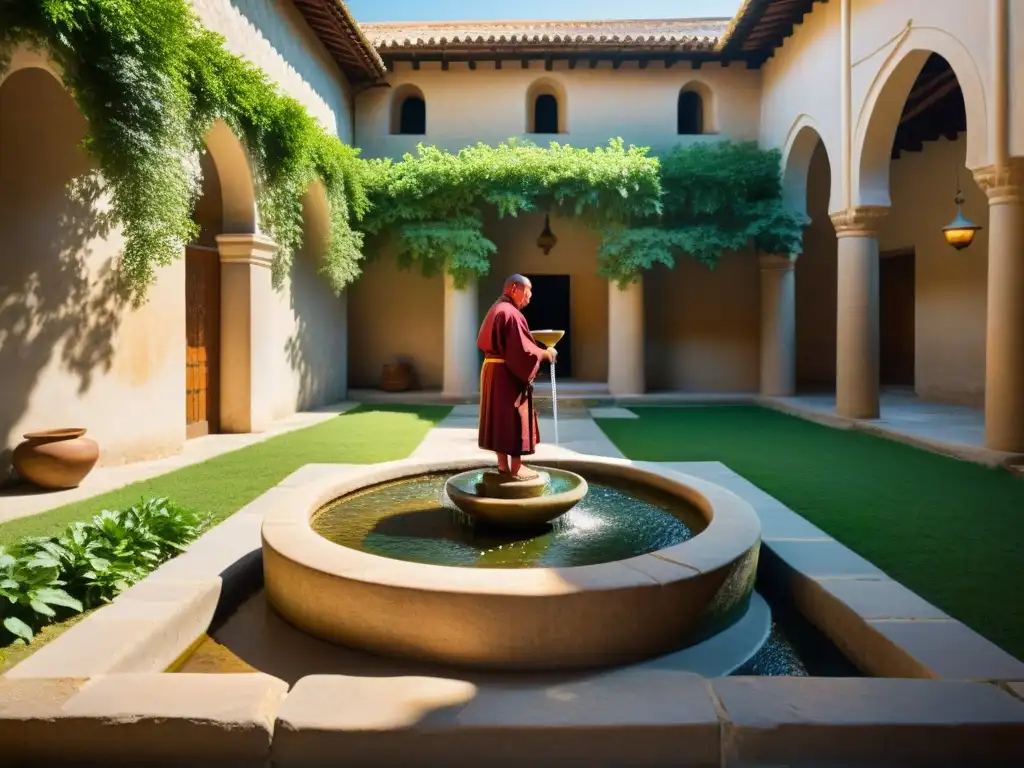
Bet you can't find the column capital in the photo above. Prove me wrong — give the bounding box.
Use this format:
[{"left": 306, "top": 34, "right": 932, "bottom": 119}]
[
  {"left": 759, "top": 254, "right": 797, "bottom": 271},
  {"left": 216, "top": 233, "right": 278, "bottom": 267},
  {"left": 830, "top": 206, "right": 888, "bottom": 238},
  {"left": 972, "top": 160, "right": 1024, "bottom": 204}
]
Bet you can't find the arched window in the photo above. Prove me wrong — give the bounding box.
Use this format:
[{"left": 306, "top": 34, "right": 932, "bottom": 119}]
[
  {"left": 398, "top": 96, "right": 426, "bottom": 135},
  {"left": 533, "top": 94, "right": 559, "bottom": 134},
  {"left": 390, "top": 86, "right": 427, "bottom": 135},
  {"left": 677, "top": 90, "right": 704, "bottom": 135}
]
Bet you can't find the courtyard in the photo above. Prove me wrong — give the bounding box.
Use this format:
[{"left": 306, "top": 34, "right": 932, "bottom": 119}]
[{"left": 2, "top": 0, "right": 1024, "bottom": 763}]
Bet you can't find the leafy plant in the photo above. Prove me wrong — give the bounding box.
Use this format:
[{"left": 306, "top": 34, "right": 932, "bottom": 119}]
[
  {"left": 0, "top": 498, "right": 208, "bottom": 645},
  {"left": 0, "top": 0, "right": 367, "bottom": 303}
]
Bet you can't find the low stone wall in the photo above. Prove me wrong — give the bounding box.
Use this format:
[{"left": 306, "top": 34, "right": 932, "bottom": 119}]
[{"left": 3, "top": 460, "right": 1024, "bottom": 766}]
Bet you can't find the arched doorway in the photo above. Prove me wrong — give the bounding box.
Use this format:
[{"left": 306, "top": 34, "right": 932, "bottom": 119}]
[
  {"left": 855, "top": 48, "right": 987, "bottom": 409},
  {"left": 781, "top": 120, "right": 839, "bottom": 395},
  {"left": 185, "top": 120, "right": 257, "bottom": 438}
]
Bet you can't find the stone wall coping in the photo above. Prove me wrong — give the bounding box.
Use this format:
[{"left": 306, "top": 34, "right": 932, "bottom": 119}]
[
  {"left": 3, "top": 673, "right": 1024, "bottom": 766},
  {"left": 261, "top": 455, "right": 763, "bottom": 595}
]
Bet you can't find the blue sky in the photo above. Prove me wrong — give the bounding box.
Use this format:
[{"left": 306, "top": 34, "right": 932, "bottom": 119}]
[{"left": 346, "top": 0, "right": 744, "bottom": 23}]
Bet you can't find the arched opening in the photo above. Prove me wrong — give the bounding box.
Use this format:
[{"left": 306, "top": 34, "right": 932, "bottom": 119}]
[
  {"left": 785, "top": 129, "right": 838, "bottom": 393},
  {"left": 677, "top": 90, "right": 704, "bottom": 135},
  {"left": 534, "top": 95, "right": 558, "bottom": 135},
  {"left": 0, "top": 64, "right": 124, "bottom": 474},
  {"left": 282, "top": 180, "right": 349, "bottom": 411},
  {"left": 856, "top": 50, "right": 987, "bottom": 406},
  {"left": 185, "top": 121, "right": 257, "bottom": 438},
  {"left": 389, "top": 85, "right": 426, "bottom": 136},
  {"left": 527, "top": 79, "right": 566, "bottom": 134}
]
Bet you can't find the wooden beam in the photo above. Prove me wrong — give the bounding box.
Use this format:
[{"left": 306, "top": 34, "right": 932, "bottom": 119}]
[{"left": 900, "top": 78, "right": 959, "bottom": 124}]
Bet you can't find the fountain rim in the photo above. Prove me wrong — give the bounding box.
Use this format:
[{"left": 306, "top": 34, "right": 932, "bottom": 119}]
[{"left": 261, "top": 455, "right": 762, "bottom": 596}]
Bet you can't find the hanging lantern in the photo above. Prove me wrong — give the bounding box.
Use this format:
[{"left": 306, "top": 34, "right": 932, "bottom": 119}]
[
  {"left": 536, "top": 214, "right": 557, "bottom": 255},
  {"left": 942, "top": 191, "right": 982, "bottom": 251}
]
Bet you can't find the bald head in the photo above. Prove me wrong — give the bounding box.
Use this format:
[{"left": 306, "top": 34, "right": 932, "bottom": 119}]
[
  {"left": 503, "top": 274, "right": 533, "bottom": 309},
  {"left": 503, "top": 274, "right": 531, "bottom": 293}
]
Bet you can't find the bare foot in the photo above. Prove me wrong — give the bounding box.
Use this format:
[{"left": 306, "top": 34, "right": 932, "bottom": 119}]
[{"left": 514, "top": 467, "right": 540, "bottom": 481}]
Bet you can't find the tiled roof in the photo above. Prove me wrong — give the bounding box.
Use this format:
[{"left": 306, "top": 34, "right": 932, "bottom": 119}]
[
  {"left": 291, "top": 0, "right": 386, "bottom": 85},
  {"left": 361, "top": 18, "right": 731, "bottom": 51}
]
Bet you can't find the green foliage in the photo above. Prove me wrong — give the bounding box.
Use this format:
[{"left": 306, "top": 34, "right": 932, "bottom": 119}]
[
  {"left": 0, "top": 498, "right": 208, "bottom": 644},
  {"left": 361, "top": 139, "right": 804, "bottom": 285},
  {"left": 598, "top": 141, "right": 808, "bottom": 285},
  {"left": 0, "top": 0, "right": 366, "bottom": 303},
  {"left": 360, "top": 138, "right": 663, "bottom": 282}
]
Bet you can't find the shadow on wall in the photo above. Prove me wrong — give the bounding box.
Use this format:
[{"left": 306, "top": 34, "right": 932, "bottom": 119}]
[
  {"left": 0, "top": 68, "right": 127, "bottom": 478},
  {"left": 227, "top": 0, "right": 350, "bottom": 138},
  {"left": 284, "top": 185, "right": 347, "bottom": 411}
]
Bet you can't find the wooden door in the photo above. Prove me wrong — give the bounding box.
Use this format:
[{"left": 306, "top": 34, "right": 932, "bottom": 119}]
[{"left": 185, "top": 245, "right": 221, "bottom": 438}]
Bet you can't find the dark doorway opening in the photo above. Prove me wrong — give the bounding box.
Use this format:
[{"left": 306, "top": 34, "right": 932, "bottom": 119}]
[
  {"left": 879, "top": 248, "right": 915, "bottom": 388},
  {"left": 522, "top": 274, "right": 572, "bottom": 378}
]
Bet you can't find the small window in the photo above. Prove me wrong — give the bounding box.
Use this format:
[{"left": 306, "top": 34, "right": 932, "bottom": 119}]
[
  {"left": 398, "top": 96, "right": 426, "bottom": 135},
  {"left": 677, "top": 90, "right": 704, "bottom": 135},
  {"left": 533, "top": 94, "right": 559, "bottom": 134}
]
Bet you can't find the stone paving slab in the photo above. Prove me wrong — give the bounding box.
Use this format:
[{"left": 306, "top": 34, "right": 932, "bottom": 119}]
[
  {"left": 587, "top": 406, "right": 638, "bottom": 419},
  {"left": 0, "top": 402, "right": 358, "bottom": 525},
  {"left": 715, "top": 676, "right": 1024, "bottom": 766}
]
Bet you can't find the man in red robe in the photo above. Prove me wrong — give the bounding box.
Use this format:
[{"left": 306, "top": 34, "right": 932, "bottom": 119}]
[{"left": 477, "top": 274, "right": 557, "bottom": 479}]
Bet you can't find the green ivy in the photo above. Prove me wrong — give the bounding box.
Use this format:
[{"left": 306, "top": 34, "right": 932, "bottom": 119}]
[
  {"left": 598, "top": 141, "right": 808, "bottom": 285},
  {"left": 0, "top": 0, "right": 367, "bottom": 304},
  {"left": 360, "top": 139, "right": 806, "bottom": 287}
]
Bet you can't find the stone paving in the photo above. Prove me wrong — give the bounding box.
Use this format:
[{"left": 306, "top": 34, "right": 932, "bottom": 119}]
[{"left": 0, "top": 403, "right": 357, "bottom": 525}]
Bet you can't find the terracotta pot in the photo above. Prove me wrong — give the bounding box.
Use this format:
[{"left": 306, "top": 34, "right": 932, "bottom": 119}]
[{"left": 12, "top": 428, "right": 100, "bottom": 490}]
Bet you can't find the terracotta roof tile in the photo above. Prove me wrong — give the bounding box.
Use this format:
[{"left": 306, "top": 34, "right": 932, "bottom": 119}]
[{"left": 360, "top": 18, "right": 731, "bottom": 51}]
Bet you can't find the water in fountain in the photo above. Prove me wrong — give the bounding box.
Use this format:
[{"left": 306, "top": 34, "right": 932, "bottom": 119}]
[{"left": 312, "top": 471, "right": 707, "bottom": 569}]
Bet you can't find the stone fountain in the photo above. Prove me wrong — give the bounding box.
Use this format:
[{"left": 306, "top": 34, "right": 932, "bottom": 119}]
[{"left": 445, "top": 327, "right": 576, "bottom": 528}]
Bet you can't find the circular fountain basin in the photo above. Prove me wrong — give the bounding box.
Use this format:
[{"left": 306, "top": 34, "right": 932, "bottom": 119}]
[
  {"left": 445, "top": 467, "right": 588, "bottom": 527},
  {"left": 261, "top": 457, "right": 762, "bottom": 671}
]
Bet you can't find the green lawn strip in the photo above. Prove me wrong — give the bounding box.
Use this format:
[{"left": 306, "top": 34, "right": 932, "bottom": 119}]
[
  {"left": 0, "top": 404, "right": 449, "bottom": 545},
  {"left": 594, "top": 405, "right": 1024, "bottom": 660}
]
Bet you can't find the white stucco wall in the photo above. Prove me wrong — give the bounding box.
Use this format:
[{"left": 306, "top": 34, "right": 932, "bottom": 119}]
[
  {"left": 355, "top": 60, "right": 762, "bottom": 160},
  {"left": 190, "top": 0, "right": 354, "bottom": 141}
]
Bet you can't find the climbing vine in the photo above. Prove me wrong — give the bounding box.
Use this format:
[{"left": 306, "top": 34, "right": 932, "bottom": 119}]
[
  {"left": 0, "top": 0, "right": 367, "bottom": 304},
  {"left": 359, "top": 138, "right": 663, "bottom": 286},
  {"left": 360, "top": 139, "right": 806, "bottom": 287},
  {"left": 598, "top": 141, "right": 808, "bottom": 285}
]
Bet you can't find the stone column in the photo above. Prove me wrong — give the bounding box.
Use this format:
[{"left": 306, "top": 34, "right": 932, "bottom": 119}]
[
  {"left": 608, "top": 277, "right": 645, "bottom": 397},
  {"left": 974, "top": 162, "right": 1024, "bottom": 452},
  {"left": 830, "top": 207, "right": 888, "bottom": 420},
  {"left": 442, "top": 273, "right": 479, "bottom": 399},
  {"left": 759, "top": 254, "right": 797, "bottom": 397},
  {"left": 217, "top": 233, "right": 278, "bottom": 433}
]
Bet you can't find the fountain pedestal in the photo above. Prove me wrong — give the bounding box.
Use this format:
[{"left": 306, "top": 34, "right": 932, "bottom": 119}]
[{"left": 445, "top": 467, "right": 587, "bottom": 528}]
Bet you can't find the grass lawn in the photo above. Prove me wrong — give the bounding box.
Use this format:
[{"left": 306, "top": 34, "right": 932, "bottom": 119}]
[
  {"left": 0, "top": 404, "right": 449, "bottom": 545},
  {"left": 595, "top": 405, "right": 1024, "bottom": 661}
]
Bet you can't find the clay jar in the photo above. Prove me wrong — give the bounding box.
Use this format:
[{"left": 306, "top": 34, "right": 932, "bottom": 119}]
[{"left": 12, "top": 428, "right": 100, "bottom": 490}]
